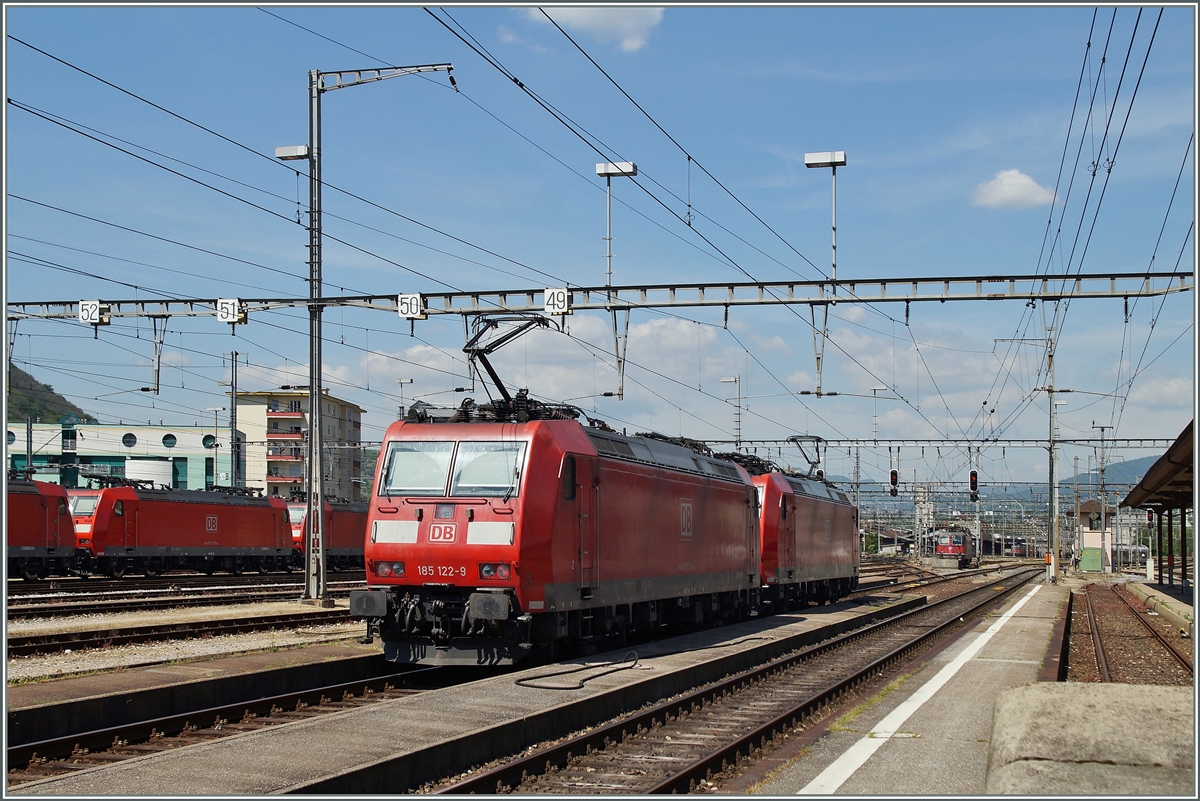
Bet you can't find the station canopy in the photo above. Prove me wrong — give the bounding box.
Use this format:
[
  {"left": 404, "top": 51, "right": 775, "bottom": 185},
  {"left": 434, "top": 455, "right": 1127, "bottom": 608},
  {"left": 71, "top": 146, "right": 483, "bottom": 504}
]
[{"left": 1121, "top": 421, "right": 1193, "bottom": 511}]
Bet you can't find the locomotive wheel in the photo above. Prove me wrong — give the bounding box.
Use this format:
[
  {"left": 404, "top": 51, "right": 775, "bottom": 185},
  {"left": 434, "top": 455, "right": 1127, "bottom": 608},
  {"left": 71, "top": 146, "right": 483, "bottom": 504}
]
[
  {"left": 257, "top": 559, "right": 269, "bottom": 575},
  {"left": 144, "top": 562, "right": 162, "bottom": 578},
  {"left": 22, "top": 566, "right": 42, "bottom": 581},
  {"left": 109, "top": 561, "right": 126, "bottom": 579},
  {"left": 230, "top": 559, "right": 244, "bottom": 576}
]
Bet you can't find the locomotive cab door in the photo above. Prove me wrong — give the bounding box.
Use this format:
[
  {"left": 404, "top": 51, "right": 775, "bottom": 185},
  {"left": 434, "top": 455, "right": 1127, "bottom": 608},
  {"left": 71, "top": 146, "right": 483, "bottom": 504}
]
[{"left": 568, "top": 455, "right": 599, "bottom": 598}]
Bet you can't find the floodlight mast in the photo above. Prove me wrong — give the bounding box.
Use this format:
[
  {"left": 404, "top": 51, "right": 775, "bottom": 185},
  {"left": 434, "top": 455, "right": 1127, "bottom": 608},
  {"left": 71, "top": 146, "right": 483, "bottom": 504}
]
[
  {"left": 804, "top": 150, "right": 847, "bottom": 398},
  {"left": 597, "top": 161, "right": 637, "bottom": 400},
  {"left": 276, "top": 62, "right": 454, "bottom": 607}
]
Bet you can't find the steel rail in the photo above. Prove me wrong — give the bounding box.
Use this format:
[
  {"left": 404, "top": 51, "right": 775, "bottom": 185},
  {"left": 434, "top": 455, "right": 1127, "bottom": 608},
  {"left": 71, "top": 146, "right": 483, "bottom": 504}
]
[
  {"left": 7, "top": 571, "right": 365, "bottom": 597},
  {"left": 1110, "top": 584, "right": 1193, "bottom": 674},
  {"left": 436, "top": 568, "right": 1039, "bottom": 794},
  {"left": 7, "top": 609, "right": 353, "bottom": 656},
  {"left": 1084, "top": 588, "right": 1113, "bottom": 683},
  {"left": 7, "top": 585, "right": 363, "bottom": 620}
]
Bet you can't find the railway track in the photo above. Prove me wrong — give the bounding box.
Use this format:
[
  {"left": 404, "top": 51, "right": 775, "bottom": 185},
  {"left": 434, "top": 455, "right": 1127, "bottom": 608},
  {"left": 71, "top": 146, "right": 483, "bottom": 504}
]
[
  {"left": 5, "top": 667, "right": 451, "bottom": 786},
  {"left": 6, "top": 580, "right": 366, "bottom": 620},
  {"left": 1081, "top": 583, "right": 1192, "bottom": 684},
  {"left": 434, "top": 568, "right": 1041, "bottom": 794},
  {"left": 7, "top": 570, "right": 366, "bottom": 599},
  {"left": 6, "top": 609, "right": 354, "bottom": 657},
  {"left": 850, "top": 564, "right": 1003, "bottom": 597}
]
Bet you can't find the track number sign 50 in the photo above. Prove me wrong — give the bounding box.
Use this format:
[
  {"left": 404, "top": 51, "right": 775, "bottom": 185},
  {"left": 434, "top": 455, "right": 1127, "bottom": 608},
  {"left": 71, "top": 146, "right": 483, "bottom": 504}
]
[
  {"left": 545, "top": 287, "right": 571, "bottom": 315},
  {"left": 397, "top": 294, "right": 426, "bottom": 320}
]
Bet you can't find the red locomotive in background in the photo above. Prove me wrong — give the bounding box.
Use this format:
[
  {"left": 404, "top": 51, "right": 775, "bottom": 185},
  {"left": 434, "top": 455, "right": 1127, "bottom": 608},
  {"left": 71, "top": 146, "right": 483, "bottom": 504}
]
[
  {"left": 67, "top": 483, "right": 292, "bottom": 577},
  {"left": 287, "top": 497, "right": 368, "bottom": 571},
  {"left": 727, "top": 454, "right": 859, "bottom": 608},
  {"left": 350, "top": 393, "right": 859, "bottom": 666},
  {"left": 933, "top": 526, "right": 978, "bottom": 568},
  {"left": 6, "top": 472, "right": 76, "bottom": 580}
]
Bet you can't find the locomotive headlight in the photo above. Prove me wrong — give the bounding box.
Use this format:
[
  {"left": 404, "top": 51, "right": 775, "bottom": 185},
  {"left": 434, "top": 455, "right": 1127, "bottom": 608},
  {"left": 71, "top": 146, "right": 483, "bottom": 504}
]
[
  {"left": 374, "top": 562, "right": 392, "bottom": 577},
  {"left": 391, "top": 561, "right": 405, "bottom": 577},
  {"left": 479, "top": 563, "right": 511, "bottom": 580},
  {"left": 78, "top": 538, "right": 91, "bottom": 546}
]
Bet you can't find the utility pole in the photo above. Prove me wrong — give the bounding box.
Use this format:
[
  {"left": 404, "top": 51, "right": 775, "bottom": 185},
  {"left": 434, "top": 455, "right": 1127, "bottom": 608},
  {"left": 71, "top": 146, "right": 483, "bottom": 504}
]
[
  {"left": 229, "top": 352, "right": 238, "bottom": 488},
  {"left": 276, "top": 61, "right": 454, "bottom": 607},
  {"left": 1093, "top": 423, "right": 1112, "bottom": 571},
  {"left": 999, "top": 334, "right": 1068, "bottom": 579}
]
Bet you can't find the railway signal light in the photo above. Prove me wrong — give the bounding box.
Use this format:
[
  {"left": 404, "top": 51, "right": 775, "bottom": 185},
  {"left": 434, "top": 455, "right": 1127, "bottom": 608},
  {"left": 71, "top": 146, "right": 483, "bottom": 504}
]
[
  {"left": 969, "top": 470, "right": 979, "bottom": 502},
  {"left": 889, "top": 469, "right": 898, "bottom": 497}
]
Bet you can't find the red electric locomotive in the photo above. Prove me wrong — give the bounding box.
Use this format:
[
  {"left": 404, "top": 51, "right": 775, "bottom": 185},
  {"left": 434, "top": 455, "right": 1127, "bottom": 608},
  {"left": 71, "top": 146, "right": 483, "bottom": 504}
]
[
  {"left": 7, "top": 473, "right": 75, "bottom": 580},
  {"left": 70, "top": 485, "right": 291, "bottom": 577},
  {"left": 288, "top": 498, "right": 368, "bottom": 570},
  {"left": 720, "top": 454, "right": 858, "bottom": 607},
  {"left": 934, "top": 526, "right": 977, "bottom": 568},
  {"left": 351, "top": 412, "right": 760, "bottom": 665}
]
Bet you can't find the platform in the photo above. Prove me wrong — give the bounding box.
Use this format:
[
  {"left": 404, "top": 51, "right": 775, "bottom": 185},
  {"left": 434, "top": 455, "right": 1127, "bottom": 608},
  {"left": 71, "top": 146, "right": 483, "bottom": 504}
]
[
  {"left": 732, "top": 576, "right": 1072, "bottom": 795},
  {"left": 8, "top": 593, "right": 917, "bottom": 795}
]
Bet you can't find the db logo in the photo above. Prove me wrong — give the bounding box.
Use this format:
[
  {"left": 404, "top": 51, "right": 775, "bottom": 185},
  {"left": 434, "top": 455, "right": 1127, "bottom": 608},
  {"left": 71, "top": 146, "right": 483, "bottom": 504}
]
[
  {"left": 428, "top": 523, "right": 457, "bottom": 543},
  {"left": 205, "top": 515, "right": 218, "bottom": 532},
  {"left": 680, "top": 500, "right": 693, "bottom": 539}
]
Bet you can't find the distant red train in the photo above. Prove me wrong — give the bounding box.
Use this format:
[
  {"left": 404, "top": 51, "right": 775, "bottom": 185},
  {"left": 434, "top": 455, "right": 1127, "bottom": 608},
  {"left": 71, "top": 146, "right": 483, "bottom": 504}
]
[
  {"left": 934, "top": 528, "right": 977, "bottom": 568},
  {"left": 287, "top": 499, "right": 368, "bottom": 571},
  {"left": 7, "top": 475, "right": 76, "bottom": 580},
  {"left": 67, "top": 486, "right": 292, "bottom": 577},
  {"left": 350, "top": 411, "right": 859, "bottom": 666}
]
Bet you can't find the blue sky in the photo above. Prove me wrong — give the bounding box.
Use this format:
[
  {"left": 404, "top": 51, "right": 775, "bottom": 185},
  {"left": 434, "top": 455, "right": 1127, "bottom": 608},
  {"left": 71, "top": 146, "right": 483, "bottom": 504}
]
[{"left": 4, "top": 4, "right": 1195, "bottom": 488}]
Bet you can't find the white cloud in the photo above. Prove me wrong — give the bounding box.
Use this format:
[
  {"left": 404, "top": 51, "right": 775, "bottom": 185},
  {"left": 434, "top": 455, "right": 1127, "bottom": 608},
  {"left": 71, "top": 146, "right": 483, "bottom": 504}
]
[
  {"left": 970, "top": 169, "right": 1054, "bottom": 209},
  {"left": 530, "top": 7, "right": 664, "bottom": 52},
  {"left": 497, "top": 25, "right": 522, "bottom": 45}
]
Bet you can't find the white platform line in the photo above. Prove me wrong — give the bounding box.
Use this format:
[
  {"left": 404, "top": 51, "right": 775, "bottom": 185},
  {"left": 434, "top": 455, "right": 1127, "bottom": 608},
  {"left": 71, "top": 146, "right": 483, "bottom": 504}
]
[{"left": 797, "top": 585, "right": 1042, "bottom": 795}]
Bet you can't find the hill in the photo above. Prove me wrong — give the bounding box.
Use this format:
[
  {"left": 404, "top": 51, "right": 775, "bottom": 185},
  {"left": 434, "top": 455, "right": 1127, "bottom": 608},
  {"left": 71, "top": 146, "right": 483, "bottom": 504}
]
[{"left": 6, "top": 365, "right": 97, "bottom": 424}]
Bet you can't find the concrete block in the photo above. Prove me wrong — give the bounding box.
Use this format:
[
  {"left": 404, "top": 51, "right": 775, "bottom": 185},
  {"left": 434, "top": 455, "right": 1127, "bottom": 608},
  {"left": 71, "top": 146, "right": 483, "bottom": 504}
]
[{"left": 986, "top": 683, "right": 1194, "bottom": 795}]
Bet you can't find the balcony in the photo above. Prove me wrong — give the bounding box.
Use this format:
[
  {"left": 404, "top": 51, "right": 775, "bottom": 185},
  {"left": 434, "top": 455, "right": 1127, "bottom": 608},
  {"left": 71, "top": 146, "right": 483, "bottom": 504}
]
[
  {"left": 267, "top": 429, "right": 305, "bottom": 440},
  {"left": 266, "top": 410, "right": 306, "bottom": 419},
  {"left": 266, "top": 452, "right": 303, "bottom": 461},
  {"left": 266, "top": 475, "right": 304, "bottom": 483}
]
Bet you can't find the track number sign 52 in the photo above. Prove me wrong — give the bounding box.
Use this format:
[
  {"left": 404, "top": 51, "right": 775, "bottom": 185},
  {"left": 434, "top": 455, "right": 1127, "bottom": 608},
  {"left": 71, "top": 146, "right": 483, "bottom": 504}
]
[
  {"left": 78, "top": 300, "right": 109, "bottom": 326},
  {"left": 545, "top": 287, "right": 571, "bottom": 315}
]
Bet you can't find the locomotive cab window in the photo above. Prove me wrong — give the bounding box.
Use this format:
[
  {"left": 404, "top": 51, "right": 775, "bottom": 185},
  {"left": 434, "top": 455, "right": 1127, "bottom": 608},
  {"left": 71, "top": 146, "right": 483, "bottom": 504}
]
[
  {"left": 451, "top": 441, "right": 526, "bottom": 498},
  {"left": 561, "top": 456, "right": 576, "bottom": 500},
  {"left": 379, "top": 441, "right": 455, "bottom": 497},
  {"left": 113, "top": 500, "right": 125, "bottom": 517},
  {"left": 70, "top": 495, "right": 99, "bottom": 516}
]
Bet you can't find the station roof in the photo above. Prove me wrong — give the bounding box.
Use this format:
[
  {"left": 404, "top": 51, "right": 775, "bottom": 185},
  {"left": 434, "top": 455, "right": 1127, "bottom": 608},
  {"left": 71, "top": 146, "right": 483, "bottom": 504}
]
[{"left": 1121, "top": 421, "right": 1193, "bottom": 510}]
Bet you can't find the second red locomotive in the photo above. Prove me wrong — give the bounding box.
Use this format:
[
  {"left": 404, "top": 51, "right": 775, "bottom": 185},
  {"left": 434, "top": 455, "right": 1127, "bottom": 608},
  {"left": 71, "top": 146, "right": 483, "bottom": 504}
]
[
  {"left": 7, "top": 473, "right": 76, "bottom": 580},
  {"left": 288, "top": 498, "right": 368, "bottom": 571},
  {"left": 68, "top": 485, "right": 292, "bottom": 577}
]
